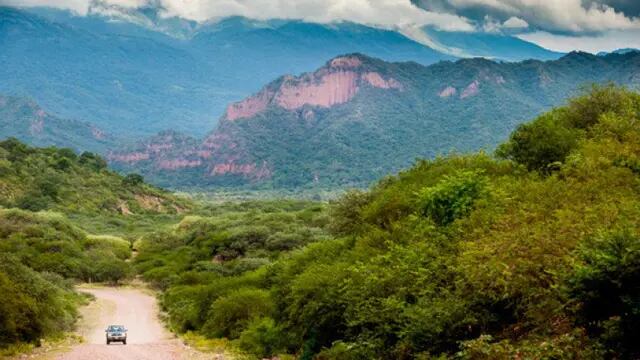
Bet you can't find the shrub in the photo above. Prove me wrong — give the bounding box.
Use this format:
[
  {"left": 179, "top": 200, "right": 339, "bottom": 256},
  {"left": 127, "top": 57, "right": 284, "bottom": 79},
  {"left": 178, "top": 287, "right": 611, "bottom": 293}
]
[
  {"left": 89, "top": 256, "right": 131, "bottom": 284},
  {"left": 78, "top": 151, "right": 107, "bottom": 171},
  {"left": 237, "top": 317, "right": 285, "bottom": 358},
  {"left": 123, "top": 173, "right": 144, "bottom": 186},
  {"left": 417, "top": 170, "right": 486, "bottom": 226},
  {"left": 0, "top": 255, "right": 81, "bottom": 347},
  {"left": 203, "top": 288, "right": 274, "bottom": 339}
]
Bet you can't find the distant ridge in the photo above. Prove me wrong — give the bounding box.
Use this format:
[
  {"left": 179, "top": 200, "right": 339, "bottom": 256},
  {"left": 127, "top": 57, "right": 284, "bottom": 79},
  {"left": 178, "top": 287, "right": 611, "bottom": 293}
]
[{"left": 597, "top": 48, "right": 640, "bottom": 56}]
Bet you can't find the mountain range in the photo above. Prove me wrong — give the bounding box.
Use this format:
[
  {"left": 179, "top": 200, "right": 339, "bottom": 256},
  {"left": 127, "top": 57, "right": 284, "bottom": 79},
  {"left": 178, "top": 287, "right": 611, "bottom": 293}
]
[
  {"left": 108, "top": 51, "right": 640, "bottom": 189},
  {"left": 0, "top": 5, "right": 562, "bottom": 138}
]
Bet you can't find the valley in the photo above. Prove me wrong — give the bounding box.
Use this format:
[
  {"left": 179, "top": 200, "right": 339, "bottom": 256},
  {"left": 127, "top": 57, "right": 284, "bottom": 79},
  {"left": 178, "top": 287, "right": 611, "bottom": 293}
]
[{"left": 2, "top": 2, "right": 640, "bottom": 359}]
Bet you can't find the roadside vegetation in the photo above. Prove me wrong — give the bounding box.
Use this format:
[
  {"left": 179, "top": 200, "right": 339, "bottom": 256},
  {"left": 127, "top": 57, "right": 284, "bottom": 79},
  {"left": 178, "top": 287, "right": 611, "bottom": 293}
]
[
  {"left": 135, "top": 85, "right": 640, "bottom": 359},
  {"left": 0, "top": 140, "right": 187, "bottom": 351}
]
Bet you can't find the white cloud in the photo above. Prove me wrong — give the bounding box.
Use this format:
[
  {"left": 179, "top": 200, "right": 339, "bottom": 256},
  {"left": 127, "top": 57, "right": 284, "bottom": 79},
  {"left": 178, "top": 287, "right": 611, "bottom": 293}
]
[
  {"left": 481, "top": 14, "right": 527, "bottom": 32},
  {"left": 0, "top": 0, "right": 476, "bottom": 31},
  {"left": 445, "top": 0, "right": 640, "bottom": 32},
  {"left": 0, "top": 0, "right": 90, "bottom": 14},
  {"left": 518, "top": 29, "right": 640, "bottom": 53},
  {"left": 161, "top": 0, "right": 475, "bottom": 31},
  {"left": 502, "top": 16, "right": 528, "bottom": 28}
]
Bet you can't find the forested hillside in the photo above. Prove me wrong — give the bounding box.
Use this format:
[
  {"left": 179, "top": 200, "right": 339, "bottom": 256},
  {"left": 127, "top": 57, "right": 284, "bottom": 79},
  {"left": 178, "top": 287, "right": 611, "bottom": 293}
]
[
  {"left": 110, "top": 51, "right": 640, "bottom": 190},
  {"left": 135, "top": 86, "right": 640, "bottom": 359},
  {"left": 0, "top": 95, "right": 116, "bottom": 153},
  {"left": 0, "top": 138, "right": 188, "bottom": 214}
]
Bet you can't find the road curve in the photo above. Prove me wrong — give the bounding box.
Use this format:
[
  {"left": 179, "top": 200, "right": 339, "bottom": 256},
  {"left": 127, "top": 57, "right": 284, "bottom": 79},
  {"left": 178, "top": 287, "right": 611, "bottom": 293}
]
[{"left": 55, "top": 286, "right": 216, "bottom": 360}]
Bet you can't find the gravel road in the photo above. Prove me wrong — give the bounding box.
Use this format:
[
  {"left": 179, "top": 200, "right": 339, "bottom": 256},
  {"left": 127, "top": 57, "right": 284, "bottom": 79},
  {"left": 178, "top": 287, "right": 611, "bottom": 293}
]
[{"left": 53, "top": 286, "right": 218, "bottom": 360}]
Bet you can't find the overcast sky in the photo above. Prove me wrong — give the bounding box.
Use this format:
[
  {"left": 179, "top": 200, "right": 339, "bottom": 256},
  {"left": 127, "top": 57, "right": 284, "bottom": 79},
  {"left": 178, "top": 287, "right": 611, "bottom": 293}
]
[{"left": 2, "top": 0, "right": 640, "bottom": 53}]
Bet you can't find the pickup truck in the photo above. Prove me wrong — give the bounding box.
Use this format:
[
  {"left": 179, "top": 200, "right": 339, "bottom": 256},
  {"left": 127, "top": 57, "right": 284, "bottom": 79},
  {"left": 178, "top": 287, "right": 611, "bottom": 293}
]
[{"left": 105, "top": 325, "right": 127, "bottom": 345}]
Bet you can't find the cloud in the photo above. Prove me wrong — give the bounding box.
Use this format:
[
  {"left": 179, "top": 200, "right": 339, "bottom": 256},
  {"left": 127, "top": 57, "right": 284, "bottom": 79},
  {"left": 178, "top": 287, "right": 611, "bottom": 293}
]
[
  {"left": 0, "top": 0, "right": 89, "bottom": 13},
  {"left": 592, "top": 0, "right": 640, "bottom": 17},
  {"left": 502, "top": 16, "right": 528, "bottom": 29},
  {"left": 518, "top": 29, "right": 640, "bottom": 53},
  {"left": 414, "top": 0, "right": 640, "bottom": 33},
  {"left": 0, "top": 0, "right": 476, "bottom": 31},
  {"left": 481, "top": 14, "right": 528, "bottom": 32}
]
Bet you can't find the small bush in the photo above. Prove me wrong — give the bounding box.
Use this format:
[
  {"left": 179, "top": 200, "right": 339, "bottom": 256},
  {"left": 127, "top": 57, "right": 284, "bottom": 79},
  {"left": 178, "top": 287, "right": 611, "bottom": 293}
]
[
  {"left": 417, "top": 170, "right": 486, "bottom": 226},
  {"left": 237, "top": 317, "right": 284, "bottom": 358},
  {"left": 203, "top": 288, "right": 274, "bottom": 339}
]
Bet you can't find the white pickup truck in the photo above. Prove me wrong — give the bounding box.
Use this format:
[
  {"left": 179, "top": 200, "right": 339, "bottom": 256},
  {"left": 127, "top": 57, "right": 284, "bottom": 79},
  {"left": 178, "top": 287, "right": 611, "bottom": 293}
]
[{"left": 105, "top": 325, "right": 127, "bottom": 345}]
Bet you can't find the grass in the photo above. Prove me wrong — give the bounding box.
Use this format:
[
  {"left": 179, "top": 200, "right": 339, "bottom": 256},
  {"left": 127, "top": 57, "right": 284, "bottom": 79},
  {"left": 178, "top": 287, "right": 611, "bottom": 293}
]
[
  {"left": 180, "top": 332, "right": 255, "bottom": 360},
  {"left": 1, "top": 334, "right": 84, "bottom": 359}
]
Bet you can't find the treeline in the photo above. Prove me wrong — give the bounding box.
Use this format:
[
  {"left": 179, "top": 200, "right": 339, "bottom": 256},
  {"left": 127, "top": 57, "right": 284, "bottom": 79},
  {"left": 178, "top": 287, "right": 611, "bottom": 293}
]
[{"left": 137, "top": 85, "right": 640, "bottom": 359}]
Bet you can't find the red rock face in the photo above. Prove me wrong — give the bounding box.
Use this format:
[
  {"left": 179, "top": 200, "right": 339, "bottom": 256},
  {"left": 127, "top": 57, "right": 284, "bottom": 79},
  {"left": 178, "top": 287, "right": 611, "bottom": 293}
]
[
  {"left": 91, "top": 126, "right": 106, "bottom": 140},
  {"left": 111, "top": 56, "right": 409, "bottom": 183},
  {"left": 276, "top": 70, "right": 360, "bottom": 110},
  {"left": 29, "top": 108, "right": 46, "bottom": 134},
  {"left": 226, "top": 89, "right": 274, "bottom": 121},
  {"left": 158, "top": 159, "right": 202, "bottom": 170},
  {"left": 222, "top": 56, "right": 403, "bottom": 121},
  {"left": 439, "top": 86, "right": 457, "bottom": 98},
  {"left": 147, "top": 143, "right": 173, "bottom": 152},
  {"left": 211, "top": 161, "right": 271, "bottom": 180},
  {"left": 29, "top": 118, "right": 44, "bottom": 134},
  {"left": 107, "top": 152, "right": 150, "bottom": 163},
  {"left": 330, "top": 56, "right": 363, "bottom": 68},
  {"left": 461, "top": 80, "right": 480, "bottom": 99},
  {"left": 362, "top": 72, "right": 402, "bottom": 90}
]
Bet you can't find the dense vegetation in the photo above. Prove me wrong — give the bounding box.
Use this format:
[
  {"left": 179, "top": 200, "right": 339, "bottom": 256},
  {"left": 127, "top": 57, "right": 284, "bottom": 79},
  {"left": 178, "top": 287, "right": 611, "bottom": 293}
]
[
  {"left": 134, "top": 201, "right": 330, "bottom": 315},
  {"left": 3, "top": 86, "right": 640, "bottom": 359},
  {"left": 0, "top": 140, "right": 186, "bottom": 350},
  {"left": 0, "top": 137, "right": 188, "bottom": 214},
  {"left": 0, "top": 206, "right": 134, "bottom": 348},
  {"left": 136, "top": 85, "right": 640, "bottom": 359}
]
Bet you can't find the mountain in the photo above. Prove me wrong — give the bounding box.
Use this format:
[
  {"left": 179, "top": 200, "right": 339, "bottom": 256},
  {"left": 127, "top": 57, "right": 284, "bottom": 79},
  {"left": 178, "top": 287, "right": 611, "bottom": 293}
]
[
  {"left": 420, "top": 27, "right": 564, "bottom": 61},
  {"left": 0, "top": 95, "right": 115, "bottom": 153},
  {"left": 0, "top": 6, "right": 454, "bottom": 137},
  {"left": 597, "top": 48, "right": 640, "bottom": 56},
  {"left": 109, "top": 51, "right": 640, "bottom": 189}
]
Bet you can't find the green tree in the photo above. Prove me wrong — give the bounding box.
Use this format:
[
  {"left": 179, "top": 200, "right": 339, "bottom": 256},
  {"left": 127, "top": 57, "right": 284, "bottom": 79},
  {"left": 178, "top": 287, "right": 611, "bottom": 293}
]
[
  {"left": 567, "top": 228, "right": 640, "bottom": 358},
  {"left": 417, "top": 170, "right": 486, "bottom": 226},
  {"left": 123, "top": 173, "right": 144, "bottom": 186}
]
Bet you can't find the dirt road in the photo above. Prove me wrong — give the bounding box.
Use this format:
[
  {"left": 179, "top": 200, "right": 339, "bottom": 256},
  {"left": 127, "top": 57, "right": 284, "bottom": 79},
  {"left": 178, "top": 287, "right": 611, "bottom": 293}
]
[{"left": 53, "top": 286, "right": 218, "bottom": 360}]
